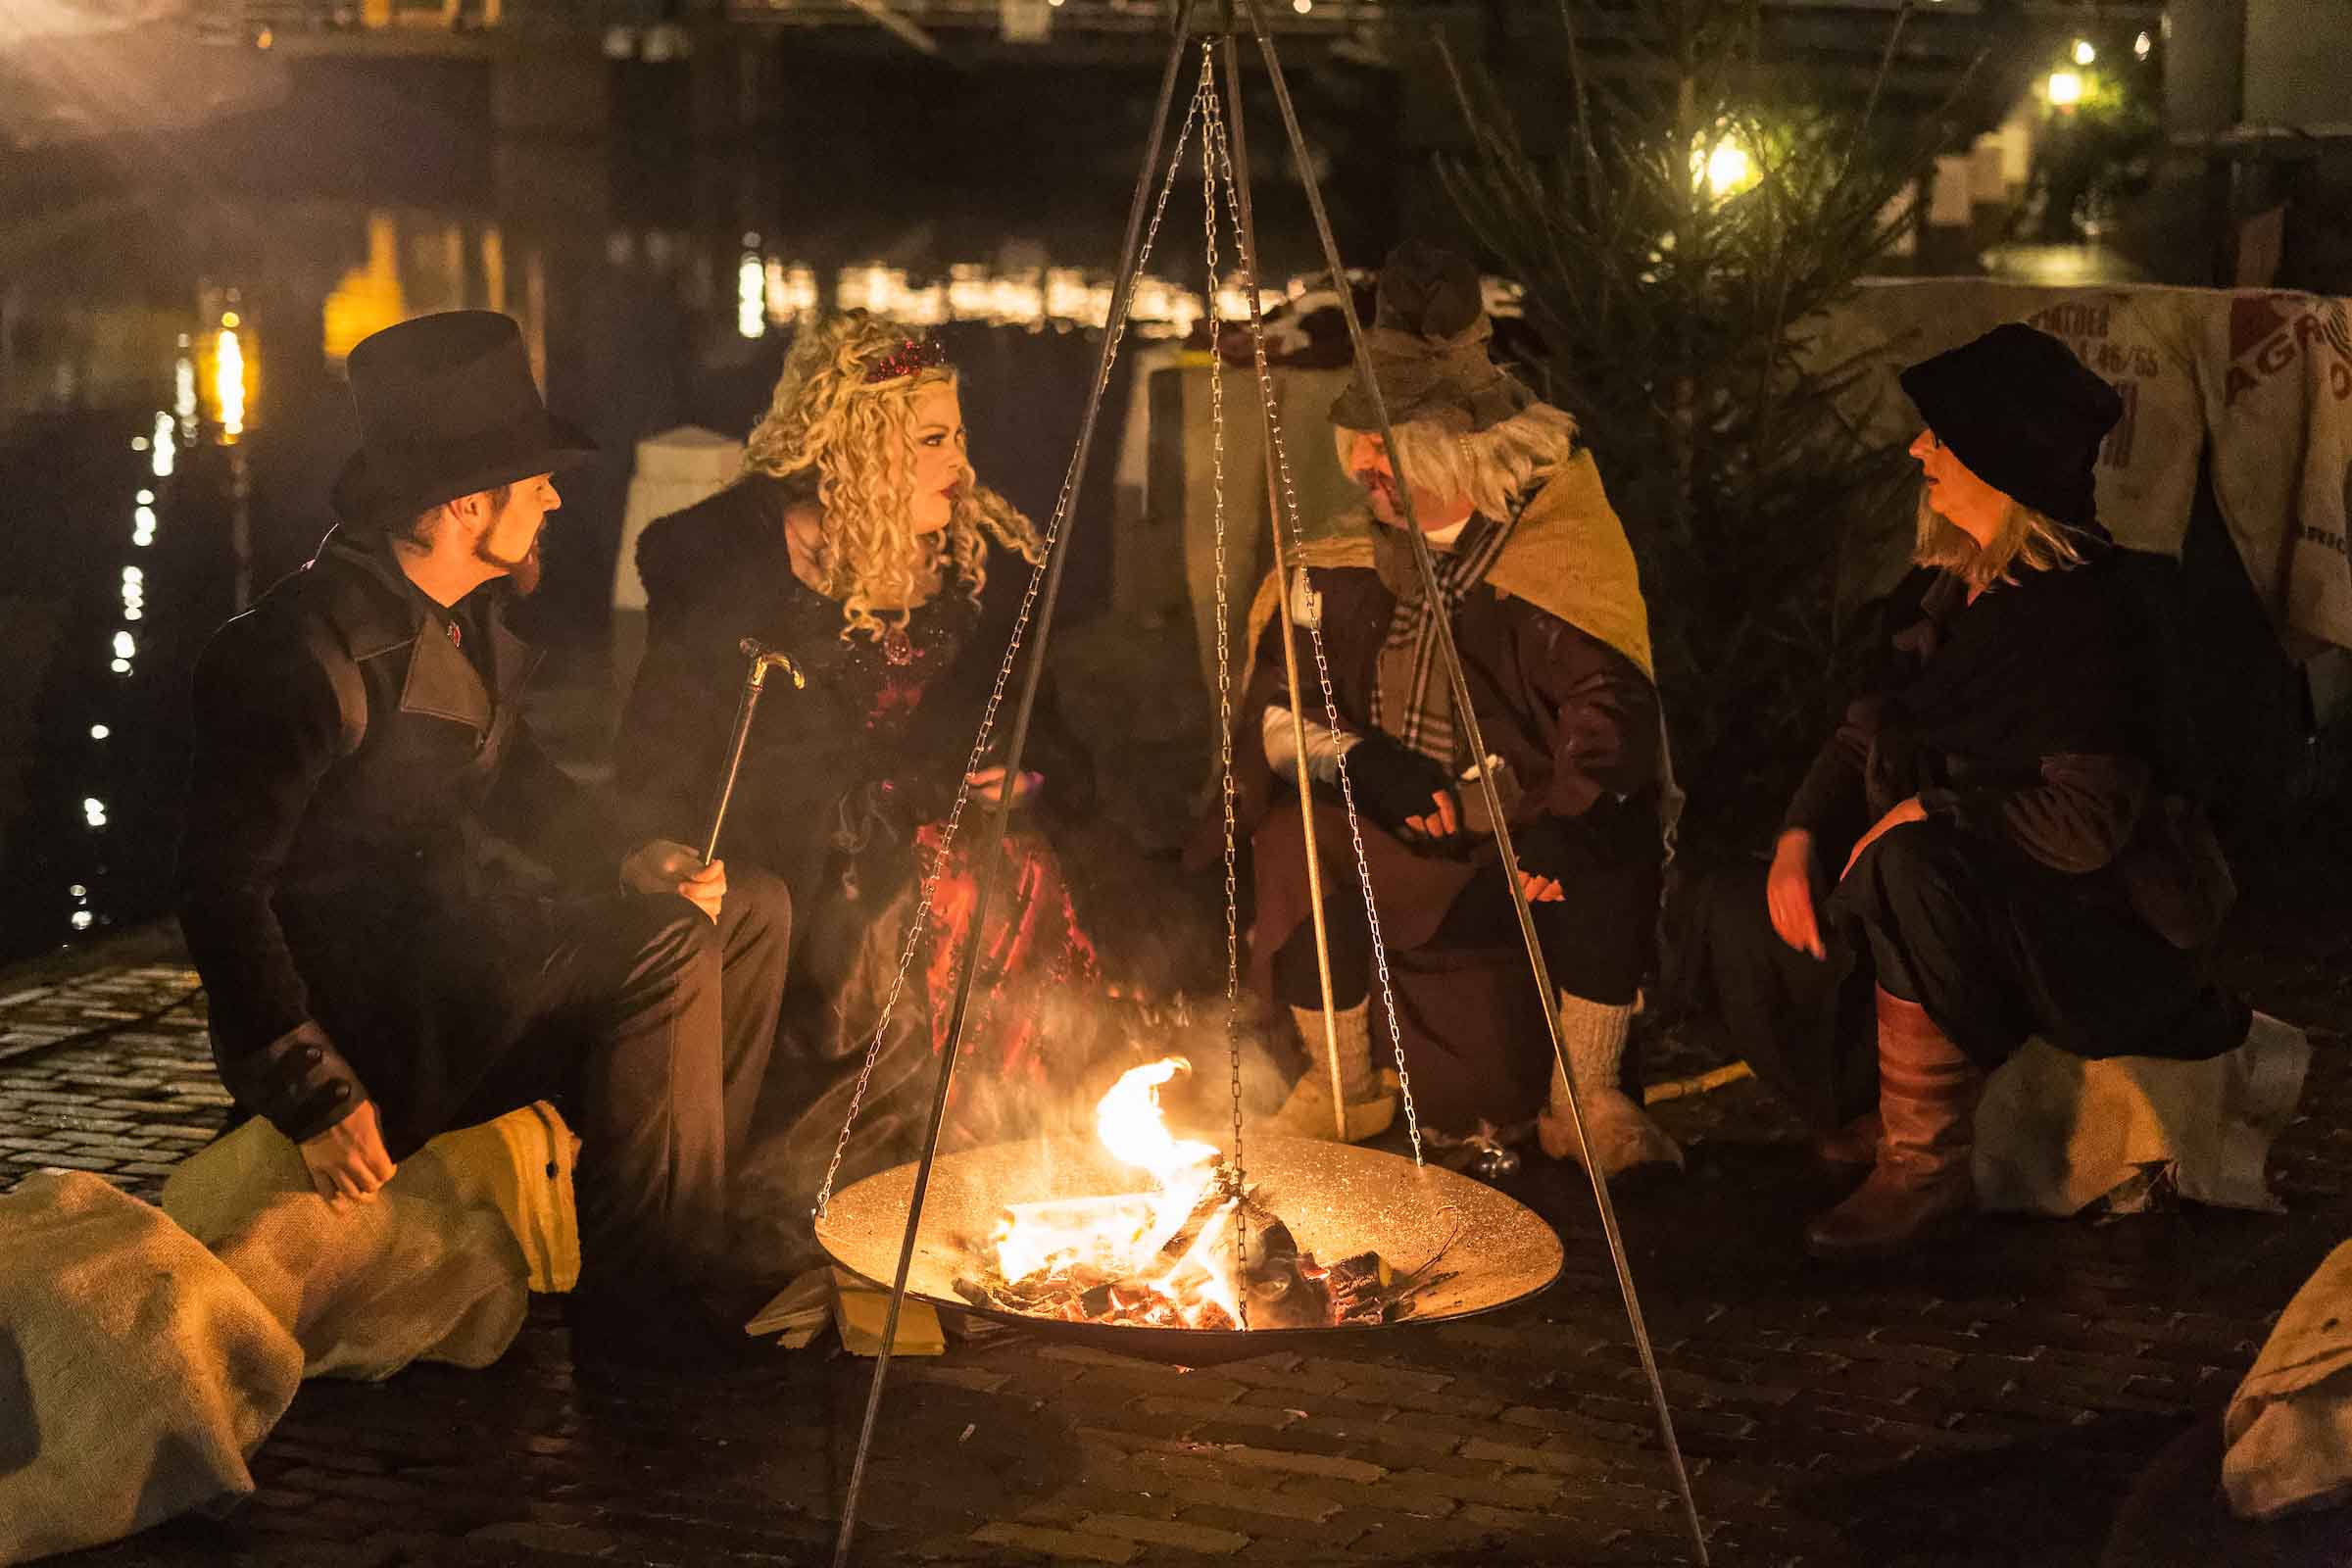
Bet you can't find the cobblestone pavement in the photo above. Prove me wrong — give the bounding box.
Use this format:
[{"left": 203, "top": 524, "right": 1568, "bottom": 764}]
[{"left": 8, "top": 888, "right": 2352, "bottom": 1568}]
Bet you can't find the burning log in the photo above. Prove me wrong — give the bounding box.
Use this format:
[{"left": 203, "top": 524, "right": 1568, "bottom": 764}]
[
  {"left": 954, "top": 1057, "right": 1455, "bottom": 1335},
  {"left": 961, "top": 1168, "right": 1429, "bottom": 1332}
]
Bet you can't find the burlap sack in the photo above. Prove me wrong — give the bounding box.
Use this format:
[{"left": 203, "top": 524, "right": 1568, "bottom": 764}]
[
  {"left": 0, "top": 1171, "right": 302, "bottom": 1564},
  {"left": 161, "top": 1102, "right": 579, "bottom": 1382},
  {"left": 1975, "top": 1011, "right": 2310, "bottom": 1217},
  {"left": 2225, "top": 1237, "right": 2352, "bottom": 1519}
]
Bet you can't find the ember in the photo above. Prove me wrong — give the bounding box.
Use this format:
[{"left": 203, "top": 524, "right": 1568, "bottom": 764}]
[{"left": 949, "top": 1058, "right": 1445, "bottom": 1331}]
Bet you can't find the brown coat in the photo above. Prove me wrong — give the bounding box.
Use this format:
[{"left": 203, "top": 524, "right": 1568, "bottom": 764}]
[{"left": 1227, "top": 470, "right": 1664, "bottom": 1130}]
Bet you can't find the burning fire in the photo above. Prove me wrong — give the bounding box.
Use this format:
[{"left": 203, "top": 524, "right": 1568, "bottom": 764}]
[{"left": 987, "top": 1057, "right": 1245, "bottom": 1328}]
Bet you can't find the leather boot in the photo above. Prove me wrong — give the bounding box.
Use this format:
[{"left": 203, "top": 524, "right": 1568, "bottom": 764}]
[
  {"left": 1804, "top": 989, "right": 1980, "bottom": 1258},
  {"left": 1812, "top": 1109, "right": 1884, "bottom": 1171}
]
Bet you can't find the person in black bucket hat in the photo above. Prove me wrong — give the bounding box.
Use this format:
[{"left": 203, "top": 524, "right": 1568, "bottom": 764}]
[
  {"left": 1674, "top": 321, "right": 2261, "bottom": 1258},
  {"left": 177, "top": 311, "right": 795, "bottom": 1372}
]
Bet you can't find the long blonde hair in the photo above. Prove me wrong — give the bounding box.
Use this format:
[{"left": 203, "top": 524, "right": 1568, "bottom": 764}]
[
  {"left": 1912, "top": 490, "right": 2091, "bottom": 591},
  {"left": 744, "top": 312, "right": 1044, "bottom": 642}
]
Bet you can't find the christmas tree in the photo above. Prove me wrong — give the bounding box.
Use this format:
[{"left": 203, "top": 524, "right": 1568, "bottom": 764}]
[{"left": 1440, "top": 0, "right": 1970, "bottom": 846}]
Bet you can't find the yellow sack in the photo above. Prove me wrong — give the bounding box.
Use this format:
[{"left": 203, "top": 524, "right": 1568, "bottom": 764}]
[
  {"left": 161, "top": 1103, "right": 581, "bottom": 1381},
  {"left": 418, "top": 1103, "right": 581, "bottom": 1294},
  {"left": 831, "top": 1266, "right": 945, "bottom": 1356}
]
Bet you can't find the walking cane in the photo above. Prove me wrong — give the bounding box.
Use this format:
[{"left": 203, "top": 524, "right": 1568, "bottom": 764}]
[{"left": 700, "top": 638, "right": 805, "bottom": 864}]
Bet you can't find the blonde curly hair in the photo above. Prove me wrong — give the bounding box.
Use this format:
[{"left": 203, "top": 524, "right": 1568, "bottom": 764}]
[{"left": 743, "top": 311, "right": 1045, "bottom": 642}]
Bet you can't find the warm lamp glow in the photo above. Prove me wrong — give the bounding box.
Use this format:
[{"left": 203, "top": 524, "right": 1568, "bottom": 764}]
[
  {"left": 2072, "top": 38, "right": 2095, "bottom": 66},
  {"left": 737, "top": 252, "right": 764, "bottom": 340},
  {"left": 215, "top": 327, "right": 246, "bottom": 440},
  {"left": 2046, "top": 70, "right": 2083, "bottom": 106},
  {"left": 1706, "top": 140, "right": 1752, "bottom": 199}
]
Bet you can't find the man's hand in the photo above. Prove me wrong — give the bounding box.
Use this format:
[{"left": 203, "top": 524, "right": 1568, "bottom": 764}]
[
  {"left": 1840, "top": 796, "right": 1929, "bottom": 882},
  {"left": 621, "top": 838, "right": 726, "bottom": 922},
  {"left": 1347, "top": 738, "right": 1459, "bottom": 846},
  {"left": 965, "top": 765, "right": 1043, "bottom": 809},
  {"left": 299, "top": 1099, "right": 396, "bottom": 1203},
  {"left": 1405, "top": 789, "right": 1459, "bottom": 843},
  {"left": 1509, "top": 814, "right": 1582, "bottom": 904},
  {"left": 1767, "top": 828, "right": 1827, "bottom": 959}
]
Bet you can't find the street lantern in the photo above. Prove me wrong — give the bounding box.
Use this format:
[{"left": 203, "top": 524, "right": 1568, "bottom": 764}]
[
  {"left": 1706, "top": 140, "right": 1752, "bottom": 199},
  {"left": 2047, "top": 69, "right": 2083, "bottom": 107}
]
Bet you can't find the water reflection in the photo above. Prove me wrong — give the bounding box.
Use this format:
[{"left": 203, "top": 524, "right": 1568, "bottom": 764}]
[
  {"left": 7, "top": 281, "right": 259, "bottom": 946},
  {"left": 2, "top": 165, "right": 1298, "bottom": 960},
  {"left": 214, "top": 323, "right": 248, "bottom": 440},
  {"left": 324, "top": 211, "right": 548, "bottom": 382}
]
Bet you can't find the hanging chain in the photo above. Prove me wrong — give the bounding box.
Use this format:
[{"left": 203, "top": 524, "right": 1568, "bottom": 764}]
[
  {"left": 1201, "top": 100, "right": 1424, "bottom": 1166},
  {"left": 814, "top": 78, "right": 1213, "bottom": 1221},
  {"left": 1197, "top": 46, "right": 1250, "bottom": 1320}
]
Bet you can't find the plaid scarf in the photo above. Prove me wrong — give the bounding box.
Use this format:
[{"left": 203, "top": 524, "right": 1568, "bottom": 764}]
[{"left": 1371, "top": 505, "right": 1520, "bottom": 768}]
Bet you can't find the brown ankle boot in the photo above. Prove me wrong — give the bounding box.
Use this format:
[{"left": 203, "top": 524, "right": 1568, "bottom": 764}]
[
  {"left": 1804, "top": 989, "right": 1980, "bottom": 1259},
  {"left": 1811, "top": 1109, "right": 1883, "bottom": 1171}
]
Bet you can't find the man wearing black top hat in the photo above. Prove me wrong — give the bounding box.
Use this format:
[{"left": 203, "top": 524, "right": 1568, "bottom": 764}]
[
  {"left": 177, "top": 311, "right": 791, "bottom": 1364},
  {"left": 1677, "top": 322, "right": 2249, "bottom": 1258}
]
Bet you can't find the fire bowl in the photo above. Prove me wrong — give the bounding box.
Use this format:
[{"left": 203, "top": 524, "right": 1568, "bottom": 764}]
[{"left": 813, "top": 1134, "right": 1564, "bottom": 1362}]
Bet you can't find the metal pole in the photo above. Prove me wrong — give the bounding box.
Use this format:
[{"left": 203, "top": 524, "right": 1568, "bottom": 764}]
[
  {"left": 1235, "top": 3, "right": 1709, "bottom": 1559},
  {"left": 1266, "top": 474, "right": 1349, "bottom": 1141},
  {"left": 1215, "top": 38, "right": 1349, "bottom": 1142},
  {"left": 829, "top": 9, "right": 1200, "bottom": 1564}
]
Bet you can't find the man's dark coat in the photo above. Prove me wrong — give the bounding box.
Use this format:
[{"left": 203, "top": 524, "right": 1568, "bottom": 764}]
[{"left": 178, "top": 527, "right": 625, "bottom": 1158}]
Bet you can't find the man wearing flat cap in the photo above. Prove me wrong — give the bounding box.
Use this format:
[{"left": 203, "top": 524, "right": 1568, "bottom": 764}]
[
  {"left": 1230, "top": 241, "right": 1680, "bottom": 1177},
  {"left": 177, "top": 311, "right": 790, "bottom": 1365},
  {"left": 1680, "top": 322, "right": 2253, "bottom": 1257}
]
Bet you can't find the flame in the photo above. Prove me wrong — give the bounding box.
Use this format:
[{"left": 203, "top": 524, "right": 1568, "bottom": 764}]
[
  {"left": 990, "top": 1056, "right": 1244, "bottom": 1328},
  {"left": 1095, "top": 1056, "right": 1217, "bottom": 1179}
]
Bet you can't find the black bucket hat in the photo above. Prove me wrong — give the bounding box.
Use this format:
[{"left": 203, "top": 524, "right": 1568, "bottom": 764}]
[
  {"left": 330, "top": 311, "right": 597, "bottom": 524},
  {"left": 1329, "top": 240, "right": 1536, "bottom": 436},
  {"left": 1898, "top": 321, "right": 2123, "bottom": 531}
]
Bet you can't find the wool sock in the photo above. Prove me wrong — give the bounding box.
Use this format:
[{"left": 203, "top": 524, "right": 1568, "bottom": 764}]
[
  {"left": 1291, "top": 1002, "right": 1377, "bottom": 1102},
  {"left": 1551, "top": 992, "right": 1637, "bottom": 1106}
]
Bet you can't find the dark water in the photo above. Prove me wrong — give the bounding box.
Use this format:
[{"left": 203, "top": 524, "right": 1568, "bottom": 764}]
[{"left": 0, "top": 49, "right": 1401, "bottom": 966}]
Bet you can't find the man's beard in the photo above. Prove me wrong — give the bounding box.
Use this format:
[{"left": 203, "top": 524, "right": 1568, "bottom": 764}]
[{"left": 475, "top": 528, "right": 543, "bottom": 596}]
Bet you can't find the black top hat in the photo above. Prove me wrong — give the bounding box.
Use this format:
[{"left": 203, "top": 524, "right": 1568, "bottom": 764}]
[
  {"left": 330, "top": 311, "right": 597, "bottom": 524},
  {"left": 1898, "top": 322, "right": 2123, "bottom": 531}
]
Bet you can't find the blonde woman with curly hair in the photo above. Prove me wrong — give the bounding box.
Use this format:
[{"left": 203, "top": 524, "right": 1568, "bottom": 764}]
[
  {"left": 615, "top": 312, "right": 1098, "bottom": 1275},
  {"left": 740, "top": 311, "right": 1048, "bottom": 646}
]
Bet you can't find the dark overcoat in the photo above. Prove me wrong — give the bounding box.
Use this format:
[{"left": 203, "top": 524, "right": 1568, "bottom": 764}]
[
  {"left": 178, "top": 528, "right": 628, "bottom": 1158},
  {"left": 1677, "top": 540, "right": 2245, "bottom": 1127}
]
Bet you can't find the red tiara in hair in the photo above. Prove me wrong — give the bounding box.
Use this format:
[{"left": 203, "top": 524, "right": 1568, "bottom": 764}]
[{"left": 862, "top": 335, "right": 951, "bottom": 383}]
